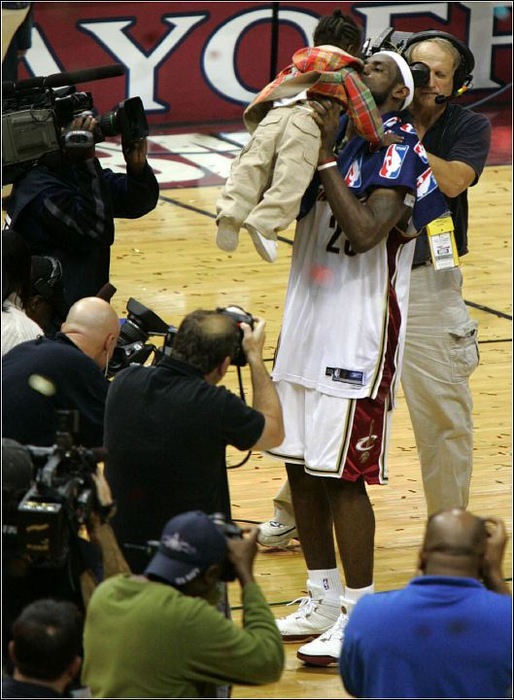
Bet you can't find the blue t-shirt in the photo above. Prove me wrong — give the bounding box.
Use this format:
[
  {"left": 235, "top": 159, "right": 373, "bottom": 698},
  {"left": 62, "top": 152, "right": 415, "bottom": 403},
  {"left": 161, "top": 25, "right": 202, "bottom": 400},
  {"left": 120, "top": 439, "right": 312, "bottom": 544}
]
[{"left": 340, "top": 576, "right": 512, "bottom": 698}]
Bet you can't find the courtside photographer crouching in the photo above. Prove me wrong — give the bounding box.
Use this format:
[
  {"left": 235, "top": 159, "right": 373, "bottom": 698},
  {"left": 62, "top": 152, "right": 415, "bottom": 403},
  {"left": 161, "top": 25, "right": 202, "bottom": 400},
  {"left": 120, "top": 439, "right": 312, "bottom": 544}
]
[
  {"left": 104, "top": 307, "right": 284, "bottom": 574},
  {"left": 82, "top": 510, "right": 284, "bottom": 698}
]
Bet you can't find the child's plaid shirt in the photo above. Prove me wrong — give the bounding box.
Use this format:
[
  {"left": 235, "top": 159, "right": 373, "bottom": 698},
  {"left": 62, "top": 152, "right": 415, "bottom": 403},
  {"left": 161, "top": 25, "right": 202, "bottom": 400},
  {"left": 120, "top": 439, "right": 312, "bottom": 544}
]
[{"left": 244, "top": 45, "right": 384, "bottom": 146}]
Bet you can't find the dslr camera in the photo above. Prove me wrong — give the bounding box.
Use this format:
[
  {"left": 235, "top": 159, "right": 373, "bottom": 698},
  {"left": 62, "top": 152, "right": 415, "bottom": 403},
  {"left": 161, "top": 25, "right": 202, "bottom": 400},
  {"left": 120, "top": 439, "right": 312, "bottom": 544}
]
[
  {"left": 2, "top": 64, "right": 148, "bottom": 184},
  {"left": 15, "top": 409, "right": 103, "bottom": 568},
  {"left": 108, "top": 298, "right": 255, "bottom": 376}
]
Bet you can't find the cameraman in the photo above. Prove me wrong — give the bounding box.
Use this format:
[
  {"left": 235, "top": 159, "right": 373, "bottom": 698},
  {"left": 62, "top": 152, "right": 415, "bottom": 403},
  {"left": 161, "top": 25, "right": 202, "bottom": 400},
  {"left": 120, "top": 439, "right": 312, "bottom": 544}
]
[
  {"left": 82, "top": 510, "right": 284, "bottom": 698},
  {"left": 3, "top": 113, "right": 159, "bottom": 310},
  {"left": 104, "top": 309, "right": 284, "bottom": 573},
  {"left": 2, "top": 439, "right": 129, "bottom": 666}
]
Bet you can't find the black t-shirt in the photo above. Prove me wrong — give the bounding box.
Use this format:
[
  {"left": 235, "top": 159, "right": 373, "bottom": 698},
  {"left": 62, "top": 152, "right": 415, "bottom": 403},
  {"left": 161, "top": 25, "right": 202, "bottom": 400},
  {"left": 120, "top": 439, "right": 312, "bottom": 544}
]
[
  {"left": 403, "top": 103, "right": 491, "bottom": 264},
  {"left": 104, "top": 357, "right": 265, "bottom": 572},
  {"left": 1, "top": 333, "right": 108, "bottom": 447}
]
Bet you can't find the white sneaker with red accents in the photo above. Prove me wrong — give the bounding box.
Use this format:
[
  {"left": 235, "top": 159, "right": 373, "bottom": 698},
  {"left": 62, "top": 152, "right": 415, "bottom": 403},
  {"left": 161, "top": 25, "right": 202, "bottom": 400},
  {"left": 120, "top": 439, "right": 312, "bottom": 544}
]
[
  {"left": 296, "top": 597, "right": 355, "bottom": 666},
  {"left": 275, "top": 580, "right": 341, "bottom": 642}
]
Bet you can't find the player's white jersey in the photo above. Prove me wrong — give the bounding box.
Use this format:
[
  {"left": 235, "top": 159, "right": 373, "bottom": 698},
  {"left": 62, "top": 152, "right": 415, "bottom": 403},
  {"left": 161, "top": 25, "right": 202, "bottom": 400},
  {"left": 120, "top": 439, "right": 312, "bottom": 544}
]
[{"left": 272, "top": 194, "right": 417, "bottom": 400}]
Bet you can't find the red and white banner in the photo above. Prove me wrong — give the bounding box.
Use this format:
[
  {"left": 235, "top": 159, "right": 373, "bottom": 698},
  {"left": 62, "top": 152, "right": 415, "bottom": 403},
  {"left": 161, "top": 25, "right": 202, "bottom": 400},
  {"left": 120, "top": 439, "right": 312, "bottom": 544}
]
[{"left": 19, "top": 2, "right": 513, "bottom": 126}]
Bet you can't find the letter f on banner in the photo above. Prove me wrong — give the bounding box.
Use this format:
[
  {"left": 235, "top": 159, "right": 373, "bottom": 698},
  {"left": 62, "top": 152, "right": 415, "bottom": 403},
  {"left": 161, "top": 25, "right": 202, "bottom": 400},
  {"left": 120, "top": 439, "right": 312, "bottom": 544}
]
[{"left": 78, "top": 15, "right": 208, "bottom": 111}]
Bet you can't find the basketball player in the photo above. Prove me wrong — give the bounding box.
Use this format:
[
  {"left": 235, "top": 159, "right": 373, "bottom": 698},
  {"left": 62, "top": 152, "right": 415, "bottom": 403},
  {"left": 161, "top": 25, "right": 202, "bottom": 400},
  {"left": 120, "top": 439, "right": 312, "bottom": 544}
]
[{"left": 268, "top": 51, "right": 448, "bottom": 666}]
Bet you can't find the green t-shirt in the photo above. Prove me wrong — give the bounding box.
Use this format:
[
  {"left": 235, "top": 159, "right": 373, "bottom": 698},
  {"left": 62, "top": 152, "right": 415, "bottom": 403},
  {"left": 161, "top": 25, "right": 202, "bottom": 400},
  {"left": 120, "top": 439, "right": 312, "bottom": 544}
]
[{"left": 82, "top": 575, "right": 284, "bottom": 698}]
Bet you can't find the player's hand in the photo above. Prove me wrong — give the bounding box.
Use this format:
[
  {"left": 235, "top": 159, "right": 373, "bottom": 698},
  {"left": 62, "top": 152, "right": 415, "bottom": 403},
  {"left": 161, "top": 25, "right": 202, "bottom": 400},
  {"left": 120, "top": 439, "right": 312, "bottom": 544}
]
[{"left": 308, "top": 98, "right": 342, "bottom": 161}]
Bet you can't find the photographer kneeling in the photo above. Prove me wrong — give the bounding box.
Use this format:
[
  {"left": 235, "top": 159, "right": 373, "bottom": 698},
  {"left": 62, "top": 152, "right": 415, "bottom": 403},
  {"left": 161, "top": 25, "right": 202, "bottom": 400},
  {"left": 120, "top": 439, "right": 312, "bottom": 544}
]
[
  {"left": 82, "top": 511, "right": 284, "bottom": 698},
  {"left": 104, "top": 308, "right": 284, "bottom": 573}
]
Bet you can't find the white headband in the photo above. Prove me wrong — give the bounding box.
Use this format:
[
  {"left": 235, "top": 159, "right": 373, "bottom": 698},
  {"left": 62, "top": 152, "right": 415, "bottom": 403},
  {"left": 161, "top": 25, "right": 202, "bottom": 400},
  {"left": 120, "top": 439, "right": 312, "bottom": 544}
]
[{"left": 374, "top": 50, "right": 414, "bottom": 109}]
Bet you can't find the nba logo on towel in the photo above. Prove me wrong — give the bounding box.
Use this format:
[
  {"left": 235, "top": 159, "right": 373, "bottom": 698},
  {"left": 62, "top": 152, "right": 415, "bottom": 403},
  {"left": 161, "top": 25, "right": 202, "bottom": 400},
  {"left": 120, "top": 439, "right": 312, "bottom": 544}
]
[
  {"left": 379, "top": 144, "right": 409, "bottom": 179},
  {"left": 400, "top": 122, "right": 416, "bottom": 134},
  {"left": 344, "top": 156, "right": 362, "bottom": 188},
  {"left": 414, "top": 141, "right": 429, "bottom": 164},
  {"left": 416, "top": 167, "right": 438, "bottom": 199}
]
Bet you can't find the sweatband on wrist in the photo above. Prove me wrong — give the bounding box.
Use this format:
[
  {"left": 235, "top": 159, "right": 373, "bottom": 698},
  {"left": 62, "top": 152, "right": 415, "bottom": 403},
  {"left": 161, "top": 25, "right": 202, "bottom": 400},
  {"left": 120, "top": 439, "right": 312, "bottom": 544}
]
[{"left": 317, "top": 161, "right": 337, "bottom": 172}]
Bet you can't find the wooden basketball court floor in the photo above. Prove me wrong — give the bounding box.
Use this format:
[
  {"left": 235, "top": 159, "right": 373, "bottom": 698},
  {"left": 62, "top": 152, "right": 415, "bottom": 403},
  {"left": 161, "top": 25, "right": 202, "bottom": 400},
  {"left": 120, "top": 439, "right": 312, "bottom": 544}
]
[{"left": 97, "top": 125, "right": 511, "bottom": 698}]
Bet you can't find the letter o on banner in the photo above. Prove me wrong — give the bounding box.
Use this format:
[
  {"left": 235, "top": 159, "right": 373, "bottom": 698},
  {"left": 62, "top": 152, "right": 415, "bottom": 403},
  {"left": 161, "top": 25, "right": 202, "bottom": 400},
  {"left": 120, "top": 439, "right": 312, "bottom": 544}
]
[{"left": 202, "top": 8, "right": 319, "bottom": 105}]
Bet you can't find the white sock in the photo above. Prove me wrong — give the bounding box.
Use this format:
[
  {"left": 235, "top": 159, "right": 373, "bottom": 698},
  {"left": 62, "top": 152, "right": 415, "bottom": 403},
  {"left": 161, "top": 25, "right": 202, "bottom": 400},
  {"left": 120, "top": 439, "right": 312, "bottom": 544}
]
[
  {"left": 344, "top": 583, "right": 374, "bottom": 604},
  {"left": 308, "top": 568, "right": 344, "bottom": 601}
]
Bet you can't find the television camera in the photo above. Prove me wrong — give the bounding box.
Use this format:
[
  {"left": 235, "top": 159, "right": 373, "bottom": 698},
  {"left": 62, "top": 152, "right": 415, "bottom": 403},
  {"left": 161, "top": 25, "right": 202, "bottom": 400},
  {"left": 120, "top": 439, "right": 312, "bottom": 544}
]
[
  {"left": 2, "top": 63, "right": 149, "bottom": 184},
  {"left": 14, "top": 409, "right": 107, "bottom": 568}
]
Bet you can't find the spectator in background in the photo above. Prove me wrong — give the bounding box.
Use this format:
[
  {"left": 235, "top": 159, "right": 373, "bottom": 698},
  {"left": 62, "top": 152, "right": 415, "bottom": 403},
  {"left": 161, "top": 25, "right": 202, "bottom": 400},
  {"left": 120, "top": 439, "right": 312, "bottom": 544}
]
[
  {"left": 3, "top": 113, "right": 159, "bottom": 310},
  {"left": 2, "top": 296, "right": 119, "bottom": 447},
  {"left": 339, "top": 509, "right": 511, "bottom": 698},
  {"left": 82, "top": 511, "right": 284, "bottom": 698},
  {"left": 2, "top": 230, "right": 43, "bottom": 357},
  {"left": 1, "top": 2, "right": 33, "bottom": 83},
  {"left": 2, "top": 599, "right": 83, "bottom": 699}
]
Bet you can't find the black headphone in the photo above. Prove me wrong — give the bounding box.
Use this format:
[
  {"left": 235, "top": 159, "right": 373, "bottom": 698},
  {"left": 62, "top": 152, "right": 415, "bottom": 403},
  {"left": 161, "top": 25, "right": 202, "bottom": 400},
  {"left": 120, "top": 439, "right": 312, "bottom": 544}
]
[{"left": 403, "top": 30, "right": 475, "bottom": 96}]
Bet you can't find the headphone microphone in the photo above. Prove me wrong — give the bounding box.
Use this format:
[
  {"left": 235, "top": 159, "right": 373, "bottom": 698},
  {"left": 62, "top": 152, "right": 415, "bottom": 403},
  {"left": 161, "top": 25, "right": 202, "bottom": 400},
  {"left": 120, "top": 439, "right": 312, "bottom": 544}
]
[{"left": 434, "top": 94, "right": 450, "bottom": 104}]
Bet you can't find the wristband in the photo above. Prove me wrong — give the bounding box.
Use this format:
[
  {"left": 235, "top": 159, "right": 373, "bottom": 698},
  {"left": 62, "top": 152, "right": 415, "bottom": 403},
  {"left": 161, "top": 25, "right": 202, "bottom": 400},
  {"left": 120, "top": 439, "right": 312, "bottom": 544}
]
[{"left": 317, "top": 160, "right": 337, "bottom": 172}]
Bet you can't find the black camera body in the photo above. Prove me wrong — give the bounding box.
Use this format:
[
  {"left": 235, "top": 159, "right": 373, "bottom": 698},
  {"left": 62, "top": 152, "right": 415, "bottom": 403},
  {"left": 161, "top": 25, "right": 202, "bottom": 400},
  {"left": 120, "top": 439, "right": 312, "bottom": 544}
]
[
  {"left": 217, "top": 305, "right": 255, "bottom": 367},
  {"left": 16, "top": 410, "right": 100, "bottom": 568},
  {"left": 108, "top": 299, "right": 255, "bottom": 376},
  {"left": 2, "top": 67, "right": 148, "bottom": 184},
  {"left": 209, "top": 512, "right": 244, "bottom": 582}
]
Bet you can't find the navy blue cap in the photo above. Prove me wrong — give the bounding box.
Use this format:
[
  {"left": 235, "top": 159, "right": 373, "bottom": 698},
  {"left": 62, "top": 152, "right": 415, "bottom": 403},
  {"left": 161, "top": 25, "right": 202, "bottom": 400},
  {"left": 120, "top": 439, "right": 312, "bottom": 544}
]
[{"left": 144, "top": 511, "right": 228, "bottom": 586}]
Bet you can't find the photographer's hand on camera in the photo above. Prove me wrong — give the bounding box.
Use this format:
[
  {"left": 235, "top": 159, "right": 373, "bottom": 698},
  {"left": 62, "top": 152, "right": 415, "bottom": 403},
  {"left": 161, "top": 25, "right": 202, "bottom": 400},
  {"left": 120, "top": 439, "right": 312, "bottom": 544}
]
[
  {"left": 227, "top": 527, "right": 259, "bottom": 586},
  {"left": 82, "top": 468, "right": 130, "bottom": 606},
  {"left": 241, "top": 319, "right": 285, "bottom": 451}
]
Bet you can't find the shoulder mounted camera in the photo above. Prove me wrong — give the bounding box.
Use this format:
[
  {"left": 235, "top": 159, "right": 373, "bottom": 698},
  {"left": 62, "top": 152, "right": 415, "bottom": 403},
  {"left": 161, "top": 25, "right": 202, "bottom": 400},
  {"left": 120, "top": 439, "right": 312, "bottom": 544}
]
[{"left": 2, "top": 63, "right": 149, "bottom": 184}]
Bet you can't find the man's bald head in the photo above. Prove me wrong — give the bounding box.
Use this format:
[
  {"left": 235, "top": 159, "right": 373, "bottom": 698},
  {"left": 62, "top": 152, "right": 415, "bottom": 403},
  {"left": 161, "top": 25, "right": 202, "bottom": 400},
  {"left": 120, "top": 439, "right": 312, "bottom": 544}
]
[
  {"left": 420, "top": 508, "right": 488, "bottom": 578},
  {"left": 61, "top": 297, "right": 120, "bottom": 370}
]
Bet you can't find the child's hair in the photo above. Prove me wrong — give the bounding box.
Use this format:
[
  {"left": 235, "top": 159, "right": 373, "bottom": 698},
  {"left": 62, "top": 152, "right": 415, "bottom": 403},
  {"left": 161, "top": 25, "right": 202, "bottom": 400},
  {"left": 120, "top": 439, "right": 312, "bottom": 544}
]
[{"left": 313, "top": 10, "right": 362, "bottom": 54}]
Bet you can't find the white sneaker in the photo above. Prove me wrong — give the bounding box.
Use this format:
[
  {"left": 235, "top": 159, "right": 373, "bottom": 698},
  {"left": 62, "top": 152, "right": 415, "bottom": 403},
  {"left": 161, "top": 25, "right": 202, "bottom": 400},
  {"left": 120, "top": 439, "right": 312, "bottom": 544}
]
[
  {"left": 296, "top": 597, "right": 355, "bottom": 666},
  {"left": 275, "top": 580, "right": 341, "bottom": 642},
  {"left": 244, "top": 223, "right": 277, "bottom": 263},
  {"left": 216, "top": 218, "right": 240, "bottom": 252},
  {"left": 257, "top": 518, "right": 297, "bottom": 547}
]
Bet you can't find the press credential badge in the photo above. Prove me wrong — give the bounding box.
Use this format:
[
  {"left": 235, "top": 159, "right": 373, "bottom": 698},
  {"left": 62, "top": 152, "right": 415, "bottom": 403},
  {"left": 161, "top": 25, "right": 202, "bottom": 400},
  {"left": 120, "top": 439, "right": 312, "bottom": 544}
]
[{"left": 426, "top": 214, "right": 459, "bottom": 270}]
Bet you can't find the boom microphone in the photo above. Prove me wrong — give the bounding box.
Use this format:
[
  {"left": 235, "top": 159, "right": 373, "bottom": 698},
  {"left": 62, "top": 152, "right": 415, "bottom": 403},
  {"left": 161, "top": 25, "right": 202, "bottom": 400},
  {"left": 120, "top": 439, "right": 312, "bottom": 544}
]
[
  {"left": 434, "top": 94, "right": 450, "bottom": 104},
  {"left": 2, "top": 64, "right": 125, "bottom": 96}
]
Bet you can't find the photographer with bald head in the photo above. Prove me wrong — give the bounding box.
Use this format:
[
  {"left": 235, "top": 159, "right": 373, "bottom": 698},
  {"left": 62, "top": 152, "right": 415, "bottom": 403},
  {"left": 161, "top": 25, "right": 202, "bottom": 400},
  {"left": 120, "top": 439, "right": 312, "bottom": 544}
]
[
  {"left": 340, "top": 509, "right": 511, "bottom": 698},
  {"left": 2, "top": 296, "right": 120, "bottom": 447}
]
